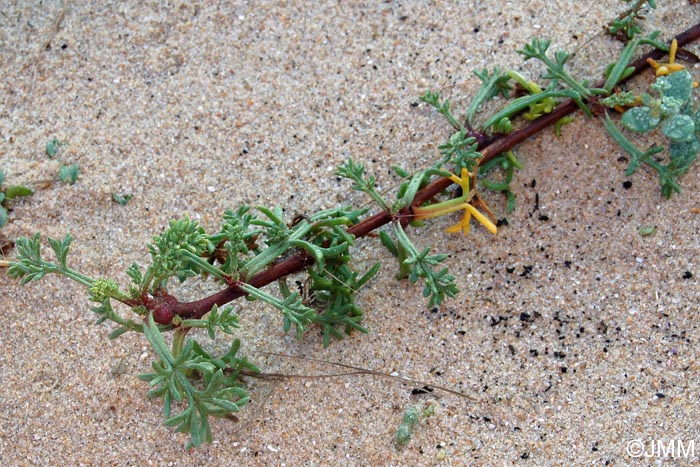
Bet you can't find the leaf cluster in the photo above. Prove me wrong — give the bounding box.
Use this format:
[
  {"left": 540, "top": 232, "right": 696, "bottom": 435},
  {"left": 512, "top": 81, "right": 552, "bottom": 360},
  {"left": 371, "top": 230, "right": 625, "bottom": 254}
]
[
  {"left": 603, "top": 70, "right": 699, "bottom": 197},
  {"left": 178, "top": 304, "right": 240, "bottom": 339},
  {"left": 8, "top": 201, "right": 387, "bottom": 446},
  {"left": 609, "top": 0, "right": 657, "bottom": 40},
  {"left": 335, "top": 159, "right": 389, "bottom": 211},
  {"left": 146, "top": 217, "right": 214, "bottom": 287},
  {"left": 7, "top": 233, "right": 93, "bottom": 287},
  {"left": 281, "top": 207, "right": 379, "bottom": 346},
  {"left": 380, "top": 223, "right": 458, "bottom": 308},
  {"left": 139, "top": 314, "right": 256, "bottom": 448}
]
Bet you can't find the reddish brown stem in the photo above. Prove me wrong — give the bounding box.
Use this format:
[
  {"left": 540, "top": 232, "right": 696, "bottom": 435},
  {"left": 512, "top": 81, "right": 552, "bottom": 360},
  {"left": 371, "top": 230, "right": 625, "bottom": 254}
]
[{"left": 164, "top": 22, "right": 700, "bottom": 322}]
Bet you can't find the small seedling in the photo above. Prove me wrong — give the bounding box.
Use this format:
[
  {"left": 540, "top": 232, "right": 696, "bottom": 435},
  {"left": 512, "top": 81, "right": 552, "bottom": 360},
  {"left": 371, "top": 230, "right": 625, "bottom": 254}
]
[
  {"left": 395, "top": 403, "right": 435, "bottom": 447},
  {"left": 0, "top": 170, "right": 33, "bottom": 228},
  {"left": 638, "top": 225, "right": 657, "bottom": 236},
  {"left": 111, "top": 193, "right": 133, "bottom": 206},
  {"left": 45, "top": 138, "right": 81, "bottom": 186},
  {"left": 58, "top": 164, "right": 80, "bottom": 185},
  {"left": 45, "top": 138, "right": 65, "bottom": 158}
]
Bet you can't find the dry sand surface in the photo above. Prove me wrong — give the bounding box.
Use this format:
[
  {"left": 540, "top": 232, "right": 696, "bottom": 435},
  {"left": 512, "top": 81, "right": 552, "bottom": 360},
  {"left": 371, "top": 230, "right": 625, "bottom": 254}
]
[{"left": 1, "top": 1, "right": 700, "bottom": 466}]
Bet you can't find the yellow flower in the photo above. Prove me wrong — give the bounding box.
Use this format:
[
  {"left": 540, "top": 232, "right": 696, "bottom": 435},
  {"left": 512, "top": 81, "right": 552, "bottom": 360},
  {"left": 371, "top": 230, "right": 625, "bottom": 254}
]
[
  {"left": 647, "top": 39, "right": 687, "bottom": 76},
  {"left": 414, "top": 167, "right": 497, "bottom": 236}
]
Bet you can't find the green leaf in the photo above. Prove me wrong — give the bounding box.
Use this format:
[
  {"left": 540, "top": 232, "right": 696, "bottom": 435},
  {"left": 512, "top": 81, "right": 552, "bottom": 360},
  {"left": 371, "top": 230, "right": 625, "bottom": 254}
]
[
  {"left": 143, "top": 313, "right": 175, "bottom": 366},
  {"left": 398, "top": 171, "right": 428, "bottom": 211},
  {"left": 437, "top": 131, "right": 480, "bottom": 172},
  {"left": 0, "top": 206, "right": 7, "bottom": 228},
  {"left": 481, "top": 88, "right": 586, "bottom": 132},
  {"left": 621, "top": 106, "right": 660, "bottom": 132},
  {"left": 518, "top": 38, "right": 551, "bottom": 60},
  {"left": 108, "top": 327, "right": 130, "bottom": 339},
  {"left": 602, "top": 33, "right": 655, "bottom": 91},
  {"left": 356, "top": 262, "right": 380, "bottom": 289},
  {"left": 46, "top": 139, "right": 63, "bottom": 158},
  {"left": 238, "top": 282, "right": 314, "bottom": 338},
  {"left": 668, "top": 137, "right": 699, "bottom": 171},
  {"left": 48, "top": 234, "right": 72, "bottom": 268},
  {"left": 467, "top": 67, "right": 512, "bottom": 124},
  {"left": 662, "top": 114, "right": 695, "bottom": 142},
  {"left": 335, "top": 159, "right": 389, "bottom": 211},
  {"left": 663, "top": 70, "right": 693, "bottom": 103},
  {"left": 392, "top": 223, "right": 458, "bottom": 308},
  {"left": 391, "top": 165, "right": 411, "bottom": 178},
  {"left": 379, "top": 231, "right": 398, "bottom": 257},
  {"left": 126, "top": 263, "right": 143, "bottom": 286},
  {"left": 419, "top": 91, "right": 462, "bottom": 130},
  {"left": 289, "top": 238, "right": 326, "bottom": 268},
  {"left": 58, "top": 164, "right": 79, "bottom": 185},
  {"left": 4, "top": 185, "right": 33, "bottom": 200},
  {"left": 7, "top": 233, "right": 44, "bottom": 284},
  {"left": 111, "top": 193, "right": 133, "bottom": 205}
]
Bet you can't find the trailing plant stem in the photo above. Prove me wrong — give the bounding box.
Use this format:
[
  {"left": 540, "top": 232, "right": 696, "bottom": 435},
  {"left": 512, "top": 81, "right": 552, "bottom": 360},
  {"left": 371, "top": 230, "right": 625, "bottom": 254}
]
[{"left": 165, "top": 20, "right": 700, "bottom": 322}]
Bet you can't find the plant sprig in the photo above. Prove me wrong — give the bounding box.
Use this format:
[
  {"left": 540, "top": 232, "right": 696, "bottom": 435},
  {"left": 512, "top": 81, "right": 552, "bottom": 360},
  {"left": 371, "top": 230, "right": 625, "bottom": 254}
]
[
  {"left": 517, "top": 37, "right": 608, "bottom": 104},
  {"left": 139, "top": 313, "right": 253, "bottom": 449},
  {"left": 609, "top": 0, "right": 657, "bottom": 39},
  {"left": 335, "top": 158, "right": 390, "bottom": 212},
  {"left": 390, "top": 223, "right": 458, "bottom": 308},
  {"left": 467, "top": 67, "right": 513, "bottom": 124},
  {"left": 420, "top": 91, "right": 463, "bottom": 131},
  {"left": 8, "top": 233, "right": 94, "bottom": 287}
]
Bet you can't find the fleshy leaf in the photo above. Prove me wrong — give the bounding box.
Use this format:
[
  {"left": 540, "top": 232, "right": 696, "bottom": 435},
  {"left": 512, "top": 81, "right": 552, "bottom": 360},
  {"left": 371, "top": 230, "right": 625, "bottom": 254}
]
[
  {"left": 621, "top": 106, "right": 660, "bottom": 132},
  {"left": 662, "top": 114, "right": 695, "bottom": 142}
]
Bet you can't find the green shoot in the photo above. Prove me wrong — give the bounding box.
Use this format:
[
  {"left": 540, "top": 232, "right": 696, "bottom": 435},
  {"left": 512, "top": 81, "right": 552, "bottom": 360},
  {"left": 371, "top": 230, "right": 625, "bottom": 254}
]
[
  {"left": 111, "top": 193, "right": 133, "bottom": 205},
  {"left": 8, "top": 233, "right": 95, "bottom": 287},
  {"left": 336, "top": 158, "right": 390, "bottom": 212},
  {"left": 395, "top": 403, "right": 435, "bottom": 447},
  {"left": 420, "top": 91, "right": 463, "bottom": 131},
  {"left": 178, "top": 304, "right": 240, "bottom": 339},
  {"left": 602, "top": 31, "right": 666, "bottom": 93},
  {"left": 392, "top": 223, "right": 458, "bottom": 308},
  {"left": 467, "top": 68, "right": 512, "bottom": 124},
  {"left": 517, "top": 38, "right": 605, "bottom": 101},
  {"left": 139, "top": 313, "right": 252, "bottom": 449},
  {"left": 609, "top": 0, "right": 657, "bottom": 39},
  {"left": 45, "top": 138, "right": 65, "bottom": 158}
]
